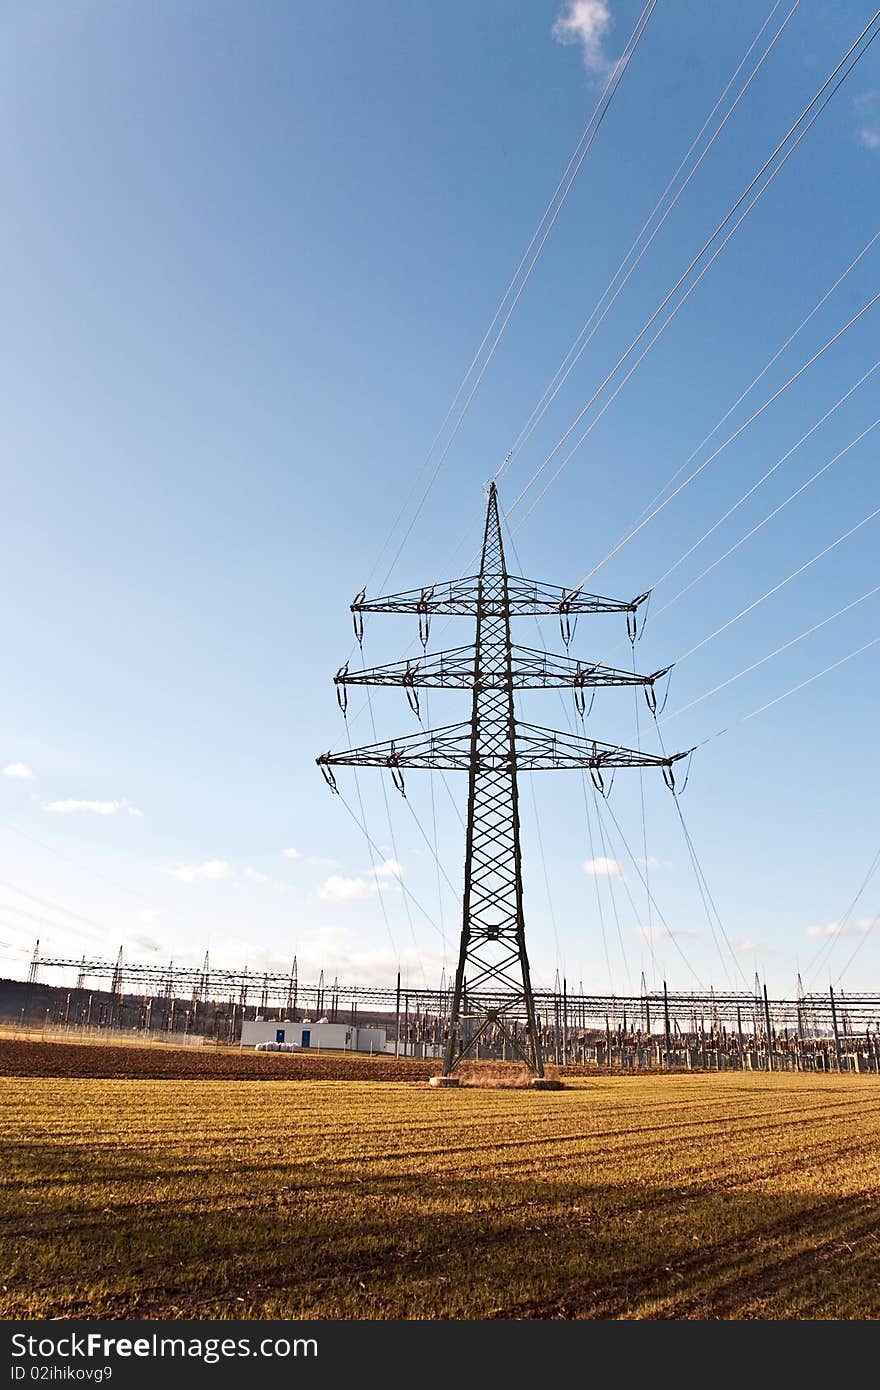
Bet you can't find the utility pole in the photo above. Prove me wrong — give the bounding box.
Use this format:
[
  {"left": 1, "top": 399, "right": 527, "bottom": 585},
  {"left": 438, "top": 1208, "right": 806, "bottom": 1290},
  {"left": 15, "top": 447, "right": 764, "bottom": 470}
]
[
  {"left": 829, "top": 985, "right": 843, "bottom": 1071},
  {"left": 317, "top": 485, "right": 690, "bottom": 1080},
  {"left": 110, "top": 945, "right": 123, "bottom": 999},
  {"left": 663, "top": 980, "right": 672, "bottom": 1069},
  {"left": 763, "top": 982, "right": 774, "bottom": 1074},
  {"left": 285, "top": 957, "right": 298, "bottom": 1018}
]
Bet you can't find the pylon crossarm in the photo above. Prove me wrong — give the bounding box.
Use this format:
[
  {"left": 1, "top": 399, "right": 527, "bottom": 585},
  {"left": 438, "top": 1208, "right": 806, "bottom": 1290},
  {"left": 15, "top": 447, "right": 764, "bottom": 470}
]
[
  {"left": 514, "top": 723, "right": 692, "bottom": 772},
  {"left": 508, "top": 577, "right": 648, "bottom": 616},
  {"left": 335, "top": 644, "right": 668, "bottom": 690},
  {"left": 317, "top": 721, "right": 692, "bottom": 774},
  {"left": 316, "top": 721, "right": 472, "bottom": 771},
  {"left": 352, "top": 578, "right": 481, "bottom": 614},
  {"left": 350, "top": 576, "right": 647, "bottom": 617}
]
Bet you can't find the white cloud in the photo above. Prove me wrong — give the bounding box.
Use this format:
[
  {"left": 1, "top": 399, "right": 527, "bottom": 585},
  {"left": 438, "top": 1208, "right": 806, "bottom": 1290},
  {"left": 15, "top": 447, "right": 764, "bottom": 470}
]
[
  {"left": 319, "top": 875, "right": 380, "bottom": 902},
  {"left": 855, "top": 91, "right": 880, "bottom": 148},
  {"left": 45, "top": 798, "right": 142, "bottom": 817},
  {"left": 229, "top": 923, "right": 445, "bottom": 990},
  {"left": 244, "top": 867, "right": 269, "bottom": 884},
  {"left": 583, "top": 856, "right": 622, "bottom": 878},
  {"left": 552, "top": 1, "right": 613, "bottom": 74},
  {"left": 140, "top": 909, "right": 161, "bottom": 925},
  {"left": 162, "top": 859, "right": 232, "bottom": 883},
  {"left": 318, "top": 868, "right": 403, "bottom": 902},
  {"left": 807, "top": 919, "right": 873, "bottom": 939},
  {"left": 637, "top": 925, "right": 699, "bottom": 942},
  {"left": 283, "top": 847, "right": 340, "bottom": 868},
  {"left": 319, "top": 875, "right": 377, "bottom": 902},
  {"left": 3, "top": 763, "right": 34, "bottom": 780},
  {"left": 637, "top": 856, "right": 671, "bottom": 870},
  {"left": 375, "top": 858, "right": 405, "bottom": 879}
]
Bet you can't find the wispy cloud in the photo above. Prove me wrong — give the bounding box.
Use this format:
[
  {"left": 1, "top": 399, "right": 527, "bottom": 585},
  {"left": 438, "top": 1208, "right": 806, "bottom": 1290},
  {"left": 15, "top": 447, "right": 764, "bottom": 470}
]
[
  {"left": 552, "top": 1, "right": 613, "bottom": 75},
  {"left": 583, "top": 856, "right": 622, "bottom": 878},
  {"left": 729, "top": 938, "right": 771, "bottom": 955},
  {"left": 319, "top": 875, "right": 379, "bottom": 903},
  {"left": 806, "top": 919, "right": 873, "bottom": 939},
  {"left": 3, "top": 763, "right": 34, "bottom": 780},
  {"left": 375, "top": 858, "right": 404, "bottom": 879},
  {"left": 283, "top": 847, "right": 340, "bottom": 868},
  {"left": 244, "top": 867, "right": 269, "bottom": 884},
  {"left": 637, "top": 856, "right": 671, "bottom": 870},
  {"left": 854, "top": 90, "right": 880, "bottom": 149},
  {"left": 636, "top": 925, "right": 699, "bottom": 942},
  {"left": 234, "top": 923, "right": 445, "bottom": 989},
  {"left": 45, "top": 798, "right": 142, "bottom": 817},
  {"left": 162, "top": 859, "right": 232, "bottom": 883},
  {"left": 318, "top": 867, "right": 403, "bottom": 903}
]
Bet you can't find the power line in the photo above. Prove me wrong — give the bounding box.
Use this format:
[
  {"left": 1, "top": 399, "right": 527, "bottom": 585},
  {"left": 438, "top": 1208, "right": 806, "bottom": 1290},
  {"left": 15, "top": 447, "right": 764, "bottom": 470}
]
[
  {"left": 834, "top": 907, "right": 880, "bottom": 985},
  {"left": 652, "top": 719, "right": 749, "bottom": 988},
  {"left": 738, "top": 638, "right": 880, "bottom": 725},
  {"left": 673, "top": 501, "right": 880, "bottom": 666},
  {"left": 652, "top": 406, "right": 880, "bottom": 621},
  {"left": 421, "top": 691, "right": 449, "bottom": 954},
  {"left": 638, "top": 227, "right": 880, "bottom": 521},
  {"left": 366, "top": 0, "right": 660, "bottom": 598},
  {"left": 693, "top": 636, "right": 880, "bottom": 748},
  {"left": 342, "top": 722, "right": 400, "bottom": 962},
  {"left": 806, "top": 843, "right": 880, "bottom": 983},
  {"left": 495, "top": 0, "right": 800, "bottom": 486},
  {"left": 662, "top": 583, "right": 880, "bottom": 724},
  {"left": 0, "top": 875, "right": 108, "bottom": 942},
  {"left": 534, "top": 281, "right": 880, "bottom": 582},
  {"left": 506, "top": 9, "right": 880, "bottom": 534},
  {"left": 527, "top": 776, "right": 563, "bottom": 979},
  {"left": 598, "top": 793, "right": 704, "bottom": 988},
  {"left": 333, "top": 786, "right": 447, "bottom": 946},
  {"left": 590, "top": 779, "right": 631, "bottom": 990}
]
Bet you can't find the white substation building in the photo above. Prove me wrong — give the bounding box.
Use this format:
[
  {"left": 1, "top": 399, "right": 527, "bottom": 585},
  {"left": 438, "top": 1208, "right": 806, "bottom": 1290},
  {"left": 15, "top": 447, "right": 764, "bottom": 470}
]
[{"left": 240, "top": 1017, "right": 387, "bottom": 1053}]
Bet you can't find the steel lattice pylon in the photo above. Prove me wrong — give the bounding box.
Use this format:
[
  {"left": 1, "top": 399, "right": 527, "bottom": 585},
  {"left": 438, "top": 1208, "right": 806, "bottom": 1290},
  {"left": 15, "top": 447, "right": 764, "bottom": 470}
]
[
  {"left": 318, "top": 484, "right": 691, "bottom": 1077},
  {"left": 443, "top": 486, "right": 541, "bottom": 1073}
]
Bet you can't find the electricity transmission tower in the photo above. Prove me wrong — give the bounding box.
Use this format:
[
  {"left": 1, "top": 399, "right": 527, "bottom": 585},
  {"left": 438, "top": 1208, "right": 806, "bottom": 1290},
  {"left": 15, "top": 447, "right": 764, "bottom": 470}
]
[{"left": 317, "top": 484, "right": 689, "bottom": 1079}]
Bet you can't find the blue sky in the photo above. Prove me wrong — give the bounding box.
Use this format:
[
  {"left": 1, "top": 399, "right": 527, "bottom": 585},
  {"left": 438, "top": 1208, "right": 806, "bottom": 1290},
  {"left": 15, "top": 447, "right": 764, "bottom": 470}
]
[{"left": 1, "top": 0, "right": 878, "bottom": 1000}]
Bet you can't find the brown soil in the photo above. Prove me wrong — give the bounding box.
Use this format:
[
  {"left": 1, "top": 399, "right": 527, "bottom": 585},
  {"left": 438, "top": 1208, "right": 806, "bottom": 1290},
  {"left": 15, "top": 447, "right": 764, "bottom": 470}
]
[{"left": 0, "top": 1036, "right": 437, "bottom": 1082}]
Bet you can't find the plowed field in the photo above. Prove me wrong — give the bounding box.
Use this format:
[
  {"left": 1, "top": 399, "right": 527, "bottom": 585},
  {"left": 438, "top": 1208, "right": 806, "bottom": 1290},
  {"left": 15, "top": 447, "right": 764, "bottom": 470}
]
[
  {"left": 0, "top": 1036, "right": 435, "bottom": 1081},
  {"left": 2, "top": 1040, "right": 878, "bottom": 1320}
]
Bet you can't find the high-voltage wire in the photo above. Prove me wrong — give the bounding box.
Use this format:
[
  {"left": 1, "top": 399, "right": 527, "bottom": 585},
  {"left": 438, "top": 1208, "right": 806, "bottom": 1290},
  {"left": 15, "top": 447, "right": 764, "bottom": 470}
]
[
  {"left": 495, "top": 0, "right": 800, "bottom": 486},
  {"left": 363, "top": 1, "right": 660, "bottom": 599},
  {"left": 661, "top": 584, "right": 880, "bottom": 724},
  {"left": 506, "top": 10, "right": 880, "bottom": 533}
]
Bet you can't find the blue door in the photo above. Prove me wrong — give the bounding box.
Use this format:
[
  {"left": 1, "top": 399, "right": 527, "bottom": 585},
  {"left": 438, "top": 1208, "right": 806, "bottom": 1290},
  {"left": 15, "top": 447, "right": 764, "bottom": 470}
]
[
  {"left": 301, "top": 1029, "right": 311, "bottom": 1048},
  {"left": 275, "top": 1029, "right": 285, "bottom": 1044}
]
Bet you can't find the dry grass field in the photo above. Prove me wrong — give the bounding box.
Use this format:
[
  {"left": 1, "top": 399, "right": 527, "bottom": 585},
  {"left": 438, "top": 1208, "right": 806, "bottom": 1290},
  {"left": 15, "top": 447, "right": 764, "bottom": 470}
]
[{"left": 1, "top": 1039, "right": 879, "bottom": 1319}]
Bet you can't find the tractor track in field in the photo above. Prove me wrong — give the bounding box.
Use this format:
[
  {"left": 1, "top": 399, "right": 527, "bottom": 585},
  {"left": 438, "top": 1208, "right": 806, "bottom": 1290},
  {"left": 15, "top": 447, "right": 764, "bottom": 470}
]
[{"left": 488, "top": 1190, "right": 880, "bottom": 1319}]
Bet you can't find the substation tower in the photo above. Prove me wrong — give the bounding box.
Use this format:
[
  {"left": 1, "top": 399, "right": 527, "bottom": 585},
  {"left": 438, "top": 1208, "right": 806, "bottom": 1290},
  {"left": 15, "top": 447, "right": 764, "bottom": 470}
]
[{"left": 317, "top": 485, "right": 689, "bottom": 1080}]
